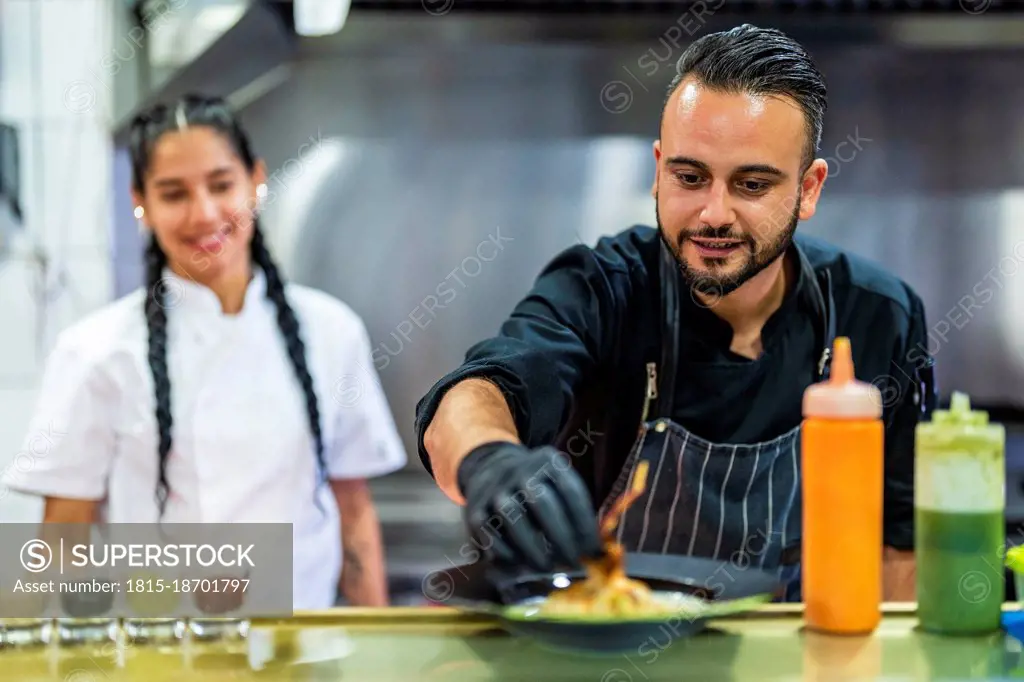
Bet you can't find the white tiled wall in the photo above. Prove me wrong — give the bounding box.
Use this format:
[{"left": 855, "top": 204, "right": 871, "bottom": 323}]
[{"left": 0, "top": 0, "right": 115, "bottom": 522}]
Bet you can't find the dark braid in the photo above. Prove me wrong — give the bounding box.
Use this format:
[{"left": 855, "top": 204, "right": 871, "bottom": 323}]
[
  {"left": 144, "top": 236, "right": 174, "bottom": 515},
  {"left": 250, "top": 221, "right": 327, "bottom": 486},
  {"left": 129, "top": 94, "right": 327, "bottom": 518}
]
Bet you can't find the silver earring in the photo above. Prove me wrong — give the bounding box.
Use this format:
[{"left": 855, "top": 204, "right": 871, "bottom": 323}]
[{"left": 256, "top": 184, "right": 268, "bottom": 211}]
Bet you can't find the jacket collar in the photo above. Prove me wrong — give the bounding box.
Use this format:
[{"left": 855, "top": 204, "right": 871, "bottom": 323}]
[{"left": 159, "top": 266, "right": 268, "bottom": 321}]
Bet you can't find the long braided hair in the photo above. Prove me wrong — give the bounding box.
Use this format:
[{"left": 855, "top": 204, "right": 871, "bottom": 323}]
[{"left": 129, "top": 94, "right": 326, "bottom": 517}]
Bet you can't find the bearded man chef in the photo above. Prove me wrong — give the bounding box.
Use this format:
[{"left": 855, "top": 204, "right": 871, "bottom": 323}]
[{"left": 415, "top": 24, "right": 935, "bottom": 602}]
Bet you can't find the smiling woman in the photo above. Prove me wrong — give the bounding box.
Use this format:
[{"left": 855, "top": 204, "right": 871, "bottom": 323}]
[{"left": 2, "top": 94, "right": 408, "bottom": 615}]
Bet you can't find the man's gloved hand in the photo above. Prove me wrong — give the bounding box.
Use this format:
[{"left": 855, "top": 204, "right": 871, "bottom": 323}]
[{"left": 457, "top": 441, "right": 603, "bottom": 573}]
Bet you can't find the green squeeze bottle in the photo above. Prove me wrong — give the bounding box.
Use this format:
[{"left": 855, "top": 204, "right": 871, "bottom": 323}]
[{"left": 915, "top": 391, "right": 1006, "bottom": 634}]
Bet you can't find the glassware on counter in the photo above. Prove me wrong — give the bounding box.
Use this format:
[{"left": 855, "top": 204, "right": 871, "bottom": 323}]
[
  {"left": 54, "top": 618, "right": 119, "bottom": 647},
  {"left": 915, "top": 391, "right": 1005, "bottom": 635},
  {"left": 1, "top": 580, "right": 55, "bottom": 648},
  {"left": 2, "top": 619, "right": 53, "bottom": 648},
  {"left": 123, "top": 569, "right": 184, "bottom": 645},
  {"left": 55, "top": 573, "right": 119, "bottom": 647},
  {"left": 187, "top": 618, "right": 250, "bottom": 642},
  {"left": 122, "top": 618, "right": 181, "bottom": 645},
  {"left": 188, "top": 571, "right": 251, "bottom": 642}
]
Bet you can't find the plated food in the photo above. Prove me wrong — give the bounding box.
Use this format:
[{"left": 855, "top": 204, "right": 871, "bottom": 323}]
[
  {"left": 470, "top": 459, "right": 775, "bottom": 654},
  {"left": 537, "top": 461, "right": 693, "bottom": 620}
]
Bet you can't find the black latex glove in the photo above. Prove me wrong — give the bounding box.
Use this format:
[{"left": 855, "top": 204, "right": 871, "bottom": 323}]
[{"left": 457, "top": 441, "right": 603, "bottom": 573}]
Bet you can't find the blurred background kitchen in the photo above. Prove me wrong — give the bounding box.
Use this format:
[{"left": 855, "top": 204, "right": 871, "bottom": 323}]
[{"left": 0, "top": 0, "right": 1022, "bottom": 604}]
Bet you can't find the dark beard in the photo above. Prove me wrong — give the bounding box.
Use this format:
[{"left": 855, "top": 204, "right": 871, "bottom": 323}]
[{"left": 656, "top": 192, "right": 801, "bottom": 298}]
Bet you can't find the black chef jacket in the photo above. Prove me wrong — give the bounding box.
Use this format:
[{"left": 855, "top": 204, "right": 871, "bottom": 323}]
[{"left": 415, "top": 225, "right": 935, "bottom": 551}]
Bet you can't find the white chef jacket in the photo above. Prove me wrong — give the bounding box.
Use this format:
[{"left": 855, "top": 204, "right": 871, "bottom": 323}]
[{"left": 2, "top": 267, "right": 407, "bottom": 610}]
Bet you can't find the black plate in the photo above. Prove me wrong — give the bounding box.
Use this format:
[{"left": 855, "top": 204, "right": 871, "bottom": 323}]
[{"left": 424, "top": 553, "right": 782, "bottom": 655}]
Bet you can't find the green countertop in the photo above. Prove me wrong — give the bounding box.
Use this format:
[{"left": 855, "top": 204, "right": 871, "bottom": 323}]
[{"left": 2, "top": 605, "right": 1022, "bottom": 681}]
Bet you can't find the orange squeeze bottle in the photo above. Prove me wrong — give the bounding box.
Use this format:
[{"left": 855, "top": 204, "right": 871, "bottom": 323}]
[{"left": 801, "top": 337, "right": 884, "bottom": 634}]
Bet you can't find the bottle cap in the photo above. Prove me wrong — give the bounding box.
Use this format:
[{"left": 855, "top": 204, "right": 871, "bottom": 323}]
[
  {"left": 932, "top": 391, "right": 988, "bottom": 426},
  {"left": 802, "top": 337, "right": 883, "bottom": 420},
  {"left": 916, "top": 390, "right": 1005, "bottom": 453}
]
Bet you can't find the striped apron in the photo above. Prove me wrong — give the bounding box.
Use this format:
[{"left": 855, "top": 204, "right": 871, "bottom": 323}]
[{"left": 597, "top": 241, "right": 837, "bottom": 603}]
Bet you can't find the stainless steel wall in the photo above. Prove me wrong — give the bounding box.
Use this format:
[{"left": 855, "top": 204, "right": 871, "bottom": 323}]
[{"left": 202, "top": 16, "right": 1024, "bottom": 465}]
